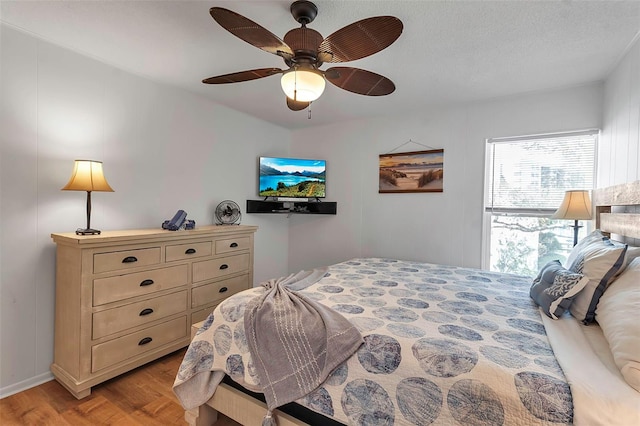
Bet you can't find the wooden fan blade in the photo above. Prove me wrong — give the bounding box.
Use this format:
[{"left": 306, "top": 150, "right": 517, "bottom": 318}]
[
  {"left": 325, "top": 67, "right": 395, "bottom": 96},
  {"left": 210, "top": 7, "right": 294, "bottom": 60},
  {"left": 318, "top": 16, "right": 403, "bottom": 63},
  {"left": 286, "top": 97, "right": 310, "bottom": 111},
  {"left": 203, "top": 68, "right": 282, "bottom": 84}
]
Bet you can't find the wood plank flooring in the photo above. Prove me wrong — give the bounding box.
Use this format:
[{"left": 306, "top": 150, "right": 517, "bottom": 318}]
[{"left": 0, "top": 348, "right": 240, "bottom": 426}]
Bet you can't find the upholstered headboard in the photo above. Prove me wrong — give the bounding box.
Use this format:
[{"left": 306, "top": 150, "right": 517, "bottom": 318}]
[{"left": 593, "top": 180, "right": 640, "bottom": 244}]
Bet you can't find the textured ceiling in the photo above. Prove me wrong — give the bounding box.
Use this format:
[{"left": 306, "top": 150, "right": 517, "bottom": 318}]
[{"left": 2, "top": 0, "right": 639, "bottom": 129}]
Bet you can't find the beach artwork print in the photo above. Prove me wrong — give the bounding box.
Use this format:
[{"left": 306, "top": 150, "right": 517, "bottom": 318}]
[{"left": 379, "top": 149, "right": 444, "bottom": 193}]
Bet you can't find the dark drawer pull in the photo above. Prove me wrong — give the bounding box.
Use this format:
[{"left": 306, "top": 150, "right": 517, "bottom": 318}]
[
  {"left": 122, "top": 256, "right": 138, "bottom": 263},
  {"left": 219, "top": 264, "right": 229, "bottom": 270},
  {"left": 185, "top": 248, "right": 196, "bottom": 254},
  {"left": 138, "top": 337, "right": 153, "bottom": 346},
  {"left": 140, "top": 279, "right": 154, "bottom": 287},
  {"left": 230, "top": 242, "right": 238, "bottom": 248},
  {"left": 139, "top": 308, "right": 154, "bottom": 316},
  {"left": 219, "top": 287, "right": 228, "bottom": 293}
]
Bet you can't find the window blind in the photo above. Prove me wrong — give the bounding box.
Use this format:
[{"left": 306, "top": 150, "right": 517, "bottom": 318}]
[{"left": 485, "top": 130, "right": 597, "bottom": 215}]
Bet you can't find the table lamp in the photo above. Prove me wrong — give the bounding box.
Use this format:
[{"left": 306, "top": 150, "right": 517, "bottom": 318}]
[
  {"left": 62, "top": 160, "right": 114, "bottom": 235},
  {"left": 552, "top": 190, "right": 592, "bottom": 246}
]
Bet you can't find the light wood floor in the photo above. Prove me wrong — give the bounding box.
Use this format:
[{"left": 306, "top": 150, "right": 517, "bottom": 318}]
[{"left": 0, "top": 348, "right": 240, "bottom": 426}]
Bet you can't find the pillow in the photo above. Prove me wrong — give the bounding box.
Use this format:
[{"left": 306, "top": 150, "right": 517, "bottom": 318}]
[
  {"left": 565, "top": 229, "right": 609, "bottom": 268},
  {"left": 568, "top": 238, "right": 627, "bottom": 324},
  {"left": 611, "top": 240, "right": 640, "bottom": 273},
  {"left": 567, "top": 230, "right": 639, "bottom": 275},
  {"left": 595, "top": 257, "right": 640, "bottom": 392},
  {"left": 530, "top": 260, "right": 589, "bottom": 319}
]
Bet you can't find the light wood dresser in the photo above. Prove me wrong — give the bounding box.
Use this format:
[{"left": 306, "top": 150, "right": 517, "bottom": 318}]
[{"left": 50, "top": 225, "right": 257, "bottom": 399}]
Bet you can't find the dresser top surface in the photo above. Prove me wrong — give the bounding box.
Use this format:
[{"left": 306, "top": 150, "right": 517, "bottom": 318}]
[{"left": 51, "top": 225, "right": 258, "bottom": 246}]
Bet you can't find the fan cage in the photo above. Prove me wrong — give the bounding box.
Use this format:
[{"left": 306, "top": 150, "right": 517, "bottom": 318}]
[{"left": 215, "top": 200, "right": 242, "bottom": 225}]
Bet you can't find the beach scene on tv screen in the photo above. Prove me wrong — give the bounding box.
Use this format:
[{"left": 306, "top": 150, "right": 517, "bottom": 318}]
[{"left": 259, "top": 157, "right": 326, "bottom": 198}]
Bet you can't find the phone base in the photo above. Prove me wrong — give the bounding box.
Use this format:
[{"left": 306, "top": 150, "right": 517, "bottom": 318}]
[{"left": 76, "top": 228, "right": 101, "bottom": 235}]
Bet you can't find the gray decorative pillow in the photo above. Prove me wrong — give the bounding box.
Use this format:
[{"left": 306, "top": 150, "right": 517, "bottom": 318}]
[{"left": 530, "top": 260, "right": 589, "bottom": 319}]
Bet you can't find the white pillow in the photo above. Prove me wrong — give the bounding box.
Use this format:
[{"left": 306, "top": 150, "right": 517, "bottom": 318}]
[
  {"left": 568, "top": 238, "right": 627, "bottom": 324},
  {"left": 567, "top": 231, "right": 639, "bottom": 276},
  {"left": 596, "top": 257, "right": 640, "bottom": 392},
  {"left": 566, "top": 229, "right": 609, "bottom": 268},
  {"left": 612, "top": 241, "right": 640, "bottom": 273}
]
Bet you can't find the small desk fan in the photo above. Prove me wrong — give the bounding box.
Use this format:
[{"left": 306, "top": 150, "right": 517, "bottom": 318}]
[{"left": 215, "top": 200, "right": 242, "bottom": 225}]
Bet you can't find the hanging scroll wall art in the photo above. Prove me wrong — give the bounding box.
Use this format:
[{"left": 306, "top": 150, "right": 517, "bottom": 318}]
[{"left": 379, "top": 149, "right": 444, "bottom": 193}]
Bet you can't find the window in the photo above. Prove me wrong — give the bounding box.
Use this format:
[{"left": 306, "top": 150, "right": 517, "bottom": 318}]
[{"left": 483, "top": 130, "right": 598, "bottom": 276}]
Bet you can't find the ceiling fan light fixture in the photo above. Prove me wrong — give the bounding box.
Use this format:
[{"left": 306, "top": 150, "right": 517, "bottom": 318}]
[{"left": 281, "top": 68, "right": 325, "bottom": 102}]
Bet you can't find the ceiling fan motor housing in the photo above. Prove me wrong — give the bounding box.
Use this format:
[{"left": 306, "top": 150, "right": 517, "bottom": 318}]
[{"left": 284, "top": 27, "right": 324, "bottom": 65}]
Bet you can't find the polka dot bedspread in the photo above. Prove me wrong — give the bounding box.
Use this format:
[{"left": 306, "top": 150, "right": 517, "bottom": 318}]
[{"left": 175, "top": 258, "right": 573, "bottom": 425}]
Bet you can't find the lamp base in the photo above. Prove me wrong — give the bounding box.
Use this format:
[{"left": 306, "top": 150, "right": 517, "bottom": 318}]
[
  {"left": 76, "top": 228, "right": 101, "bottom": 235},
  {"left": 570, "top": 220, "right": 582, "bottom": 247}
]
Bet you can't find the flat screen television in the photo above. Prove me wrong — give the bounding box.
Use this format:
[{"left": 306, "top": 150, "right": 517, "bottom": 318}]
[{"left": 259, "top": 156, "right": 326, "bottom": 199}]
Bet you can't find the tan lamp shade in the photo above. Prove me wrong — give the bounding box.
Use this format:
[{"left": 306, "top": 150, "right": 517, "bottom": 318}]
[
  {"left": 62, "top": 160, "right": 114, "bottom": 192},
  {"left": 552, "top": 190, "right": 592, "bottom": 220}
]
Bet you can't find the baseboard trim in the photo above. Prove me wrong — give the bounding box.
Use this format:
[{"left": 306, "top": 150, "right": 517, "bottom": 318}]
[{"left": 0, "top": 371, "right": 54, "bottom": 399}]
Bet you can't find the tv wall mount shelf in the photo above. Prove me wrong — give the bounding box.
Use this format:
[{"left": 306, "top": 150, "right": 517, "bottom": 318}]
[{"left": 246, "top": 199, "right": 336, "bottom": 215}]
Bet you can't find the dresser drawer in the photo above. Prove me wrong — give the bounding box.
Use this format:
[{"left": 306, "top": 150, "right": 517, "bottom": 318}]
[
  {"left": 192, "top": 253, "right": 249, "bottom": 283},
  {"left": 191, "top": 274, "right": 249, "bottom": 308},
  {"left": 166, "top": 241, "right": 212, "bottom": 262},
  {"left": 93, "top": 264, "right": 188, "bottom": 306},
  {"left": 91, "top": 316, "right": 187, "bottom": 373},
  {"left": 215, "top": 236, "right": 251, "bottom": 254},
  {"left": 191, "top": 307, "right": 214, "bottom": 325},
  {"left": 92, "top": 290, "right": 188, "bottom": 339},
  {"left": 94, "top": 247, "right": 161, "bottom": 274}
]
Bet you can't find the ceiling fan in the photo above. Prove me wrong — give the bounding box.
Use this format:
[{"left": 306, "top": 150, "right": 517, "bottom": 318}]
[{"left": 203, "top": 0, "right": 403, "bottom": 111}]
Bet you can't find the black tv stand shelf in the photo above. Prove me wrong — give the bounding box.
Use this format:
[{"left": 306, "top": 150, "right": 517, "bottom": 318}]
[{"left": 246, "top": 200, "right": 337, "bottom": 215}]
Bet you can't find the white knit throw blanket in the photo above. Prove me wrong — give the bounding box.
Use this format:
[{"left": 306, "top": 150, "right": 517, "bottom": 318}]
[{"left": 244, "top": 268, "right": 363, "bottom": 414}]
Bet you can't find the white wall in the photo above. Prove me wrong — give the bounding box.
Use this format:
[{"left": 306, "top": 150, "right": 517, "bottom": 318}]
[
  {"left": 288, "top": 85, "right": 604, "bottom": 273},
  {"left": 0, "top": 25, "right": 291, "bottom": 396},
  {"left": 599, "top": 36, "right": 640, "bottom": 186}
]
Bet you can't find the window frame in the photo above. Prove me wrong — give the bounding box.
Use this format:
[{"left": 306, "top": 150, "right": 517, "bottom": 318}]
[{"left": 481, "top": 129, "right": 599, "bottom": 271}]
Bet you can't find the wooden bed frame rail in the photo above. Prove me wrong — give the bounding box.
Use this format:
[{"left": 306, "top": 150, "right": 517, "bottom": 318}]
[{"left": 185, "top": 381, "right": 307, "bottom": 426}]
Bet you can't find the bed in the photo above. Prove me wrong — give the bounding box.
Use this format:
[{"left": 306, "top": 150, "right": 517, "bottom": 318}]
[{"left": 173, "top": 181, "right": 640, "bottom": 426}]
